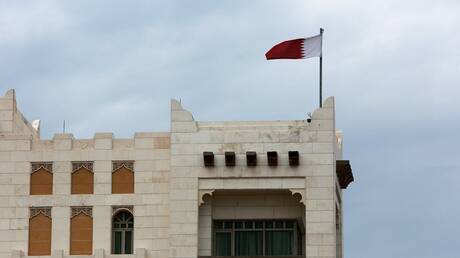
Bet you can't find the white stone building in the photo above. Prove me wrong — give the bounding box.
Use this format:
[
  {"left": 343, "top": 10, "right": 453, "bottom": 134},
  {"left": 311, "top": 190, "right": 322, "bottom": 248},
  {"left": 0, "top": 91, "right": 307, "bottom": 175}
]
[{"left": 0, "top": 89, "right": 353, "bottom": 258}]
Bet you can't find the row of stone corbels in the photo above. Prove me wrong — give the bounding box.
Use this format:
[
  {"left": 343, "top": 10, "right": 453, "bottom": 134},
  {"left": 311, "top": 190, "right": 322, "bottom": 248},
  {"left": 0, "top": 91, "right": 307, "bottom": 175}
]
[{"left": 0, "top": 132, "right": 170, "bottom": 151}]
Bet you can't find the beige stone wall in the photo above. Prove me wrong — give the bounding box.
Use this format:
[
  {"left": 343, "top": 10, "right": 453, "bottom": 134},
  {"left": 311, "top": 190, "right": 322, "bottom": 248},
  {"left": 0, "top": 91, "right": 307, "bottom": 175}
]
[
  {"left": 1, "top": 89, "right": 345, "bottom": 258},
  {"left": 0, "top": 89, "right": 171, "bottom": 258},
  {"left": 0, "top": 132, "right": 171, "bottom": 258},
  {"left": 170, "top": 98, "right": 341, "bottom": 258},
  {"left": 0, "top": 131, "right": 171, "bottom": 258}
]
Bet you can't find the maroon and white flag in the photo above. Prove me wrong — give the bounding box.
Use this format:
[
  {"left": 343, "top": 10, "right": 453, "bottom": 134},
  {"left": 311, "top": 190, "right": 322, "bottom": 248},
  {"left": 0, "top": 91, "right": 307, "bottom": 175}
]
[{"left": 265, "top": 34, "right": 322, "bottom": 60}]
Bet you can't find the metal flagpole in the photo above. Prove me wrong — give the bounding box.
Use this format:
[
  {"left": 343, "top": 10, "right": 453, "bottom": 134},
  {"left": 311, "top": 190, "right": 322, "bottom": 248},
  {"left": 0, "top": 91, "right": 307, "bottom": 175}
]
[{"left": 319, "top": 28, "right": 324, "bottom": 108}]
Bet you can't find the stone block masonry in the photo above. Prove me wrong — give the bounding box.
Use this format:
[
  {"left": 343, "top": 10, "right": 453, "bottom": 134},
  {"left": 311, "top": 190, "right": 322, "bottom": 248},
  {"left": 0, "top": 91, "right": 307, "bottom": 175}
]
[{"left": 0, "top": 89, "right": 352, "bottom": 258}]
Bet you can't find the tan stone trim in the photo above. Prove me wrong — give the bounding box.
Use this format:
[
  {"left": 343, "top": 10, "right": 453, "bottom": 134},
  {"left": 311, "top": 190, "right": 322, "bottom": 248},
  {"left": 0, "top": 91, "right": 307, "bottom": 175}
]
[
  {"left": 288, "top": 188, "right": 306, "bottom": 205},
  {"left": 198, "top": 177, "right": 306, "bottom": 190},
  {"left": 199, "top": 190, "right": 215, "bottom": 206},
  {"left": 72, "top": 162, "right": 94, "bottom": 173},
  {"left": 31, "top": 162, "right": 52, "bottom": 173},
  {"left": 71, "top": 207, "right": 93, "bottom": 218},
  {"left": 112, "top": 205, "right": 133, "bottom": 216},
  {"left": 30, "top": 207, "right": 51, "bottom": 219},
  {"left": 112, "top": 161, "right": 134, "bottom": 172}
]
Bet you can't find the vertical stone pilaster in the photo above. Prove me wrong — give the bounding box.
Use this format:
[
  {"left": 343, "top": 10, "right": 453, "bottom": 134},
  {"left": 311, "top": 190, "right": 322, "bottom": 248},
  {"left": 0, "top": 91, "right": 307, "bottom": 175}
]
[
  {"left": 93, "top": 206, "right": 111, "bottom": 251},
  {"left": 94, "top": 249, "right": 105, "bottom": 258},
  {"left": 52, "top": 207, "right": 70, "bottom": 254},
  {"left": 305, "top": 97, "right": 337, "bottom": 258},
  {"left": 51, "top": 249, "right": 63, "bottom": 258},
  {"left": 169, "top": 99, "right": 199, "bottom": 258},
  {"left": 198, "top": 201, "right": 212, "bottom": 256}
]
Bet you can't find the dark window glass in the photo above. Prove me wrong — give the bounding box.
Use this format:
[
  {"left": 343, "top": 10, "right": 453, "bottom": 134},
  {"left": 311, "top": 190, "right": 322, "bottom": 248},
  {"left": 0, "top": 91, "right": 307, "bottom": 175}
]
[
  {"left": 214, "top": 220, "right": 299, "bottom": 256},
  {"left": 275, "top": 221, "right": 284, "bottom": 228},
  {"left": 224, "top": 221, "right": 233, "bottom": 229},
  {"left": 235, "top": 221, "right": 243, "bottom": 229},
  {"left": 244, "top": 221, "right": 253, "bottom": 229},
  {"left": 214, "top": 221, "right": 223, "bottom": 229},
  {"left": 125, "top": 231, "right": 132, "bottom": 254},
  {"left": 215, "top": 232, "right": 232, "bottom": 256},
  {"left": 235, "top": 231, "right": 263, "bottom": 256},
  {"left": 265, "top": 221, "right": 273, "bottom": 228},
  {"left": 265, "top": 231, "right": 293, "bottom": 256},
  {"left": 114, "top": 232, "right": 122, "bottom": 254}
]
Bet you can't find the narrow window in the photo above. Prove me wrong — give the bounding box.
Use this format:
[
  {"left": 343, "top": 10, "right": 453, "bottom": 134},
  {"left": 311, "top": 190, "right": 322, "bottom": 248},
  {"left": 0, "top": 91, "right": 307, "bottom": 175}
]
[
  {"left": 28, "top": 207, "right": 52, "bottom": 256},
  {"left": 30, "top": 162, "right": 53, "bottom": 195},
  {"left": 112, "top": 161, "right": 134, "bottom": 194},
  {"left": 112, "top": 210, "right": 134, "bottom": 254},
  {"left": 70, "top": 207, "right": 93, "bottom": 255},
  {"left": 71, "top": 162, "right": 94, "bottom": 194}
]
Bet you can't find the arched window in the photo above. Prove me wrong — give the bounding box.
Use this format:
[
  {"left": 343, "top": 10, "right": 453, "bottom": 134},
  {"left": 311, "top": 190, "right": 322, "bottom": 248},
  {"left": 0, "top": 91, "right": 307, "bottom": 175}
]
[
  {"left": 30, "top": 163, "right": 53, "bottom": 195},
  {"left": 112, "top": 210, "right": 134, "bottom": 254},
  {"left": 112, "top": 161, "right": 134, "bottom": 194},
  {"left": 71, "top": 162, "right": 94, "bottom": 194}
]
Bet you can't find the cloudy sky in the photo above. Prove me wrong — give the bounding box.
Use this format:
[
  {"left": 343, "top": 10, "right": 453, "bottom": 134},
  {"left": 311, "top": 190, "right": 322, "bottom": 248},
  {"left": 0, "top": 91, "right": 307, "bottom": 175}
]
[{"left": 1, "top": 0, "right": 460, "bottom": 257}]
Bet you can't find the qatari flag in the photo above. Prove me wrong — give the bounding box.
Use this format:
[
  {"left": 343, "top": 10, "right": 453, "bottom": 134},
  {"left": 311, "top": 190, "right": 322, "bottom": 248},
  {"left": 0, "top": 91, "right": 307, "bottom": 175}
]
[{"left": 265, "top": 34, "right": 322, "bottom": 60}]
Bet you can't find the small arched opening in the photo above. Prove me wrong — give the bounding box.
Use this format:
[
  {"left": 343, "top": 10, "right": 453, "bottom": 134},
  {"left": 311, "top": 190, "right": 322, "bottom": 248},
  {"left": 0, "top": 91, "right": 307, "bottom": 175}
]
[{"left": 111, "top": 210, "right": 134, "bottom": 254}]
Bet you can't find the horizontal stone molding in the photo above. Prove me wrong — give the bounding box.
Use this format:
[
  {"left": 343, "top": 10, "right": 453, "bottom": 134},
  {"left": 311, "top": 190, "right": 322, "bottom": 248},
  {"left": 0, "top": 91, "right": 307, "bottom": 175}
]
[{"left": 198, "top": 177, "right": 305, "bottom": 190}]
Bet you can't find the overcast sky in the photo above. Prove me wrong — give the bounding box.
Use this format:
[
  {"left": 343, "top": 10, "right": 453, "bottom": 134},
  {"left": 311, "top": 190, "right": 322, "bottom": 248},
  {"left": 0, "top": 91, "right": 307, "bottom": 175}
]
[{"left": 1, "top": 1, "right": 460, "bottom": 257}]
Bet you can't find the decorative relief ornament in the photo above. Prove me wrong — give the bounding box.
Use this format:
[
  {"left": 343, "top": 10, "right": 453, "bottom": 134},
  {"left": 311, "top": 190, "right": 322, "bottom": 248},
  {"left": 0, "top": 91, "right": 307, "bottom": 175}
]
[
  {"left": 112, "top": 161, "right": 134, "bottom": 172},
  {"left": 31, "top": 162, "right": 53, "bottom": 173},
  {"left": 72, "top": 161, "right": 94, "bottom": 173},
  {"left": 112, "top": 205, "right": 134, "bottom": 215},
  {"left": 30, "top": 207, "right": 51, "bottom": 218},
  {"left": 71, "top": 207, "right": 93, "bottom": 218}
]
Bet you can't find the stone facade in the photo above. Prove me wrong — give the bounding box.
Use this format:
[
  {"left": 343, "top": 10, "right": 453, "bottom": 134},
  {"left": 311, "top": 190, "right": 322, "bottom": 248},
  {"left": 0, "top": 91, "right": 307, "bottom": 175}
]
[{"left": 0, "top": 89, "right": 353, "bottom": 258}]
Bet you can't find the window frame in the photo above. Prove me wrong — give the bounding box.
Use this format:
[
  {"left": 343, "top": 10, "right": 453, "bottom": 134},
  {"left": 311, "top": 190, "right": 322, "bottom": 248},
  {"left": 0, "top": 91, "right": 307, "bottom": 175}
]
[
  {"left": 212, "top": 219, "right": 302, "bottom": 257},
  {"left": 111, "top": 210, "right": 134, "bottom": 254}
]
